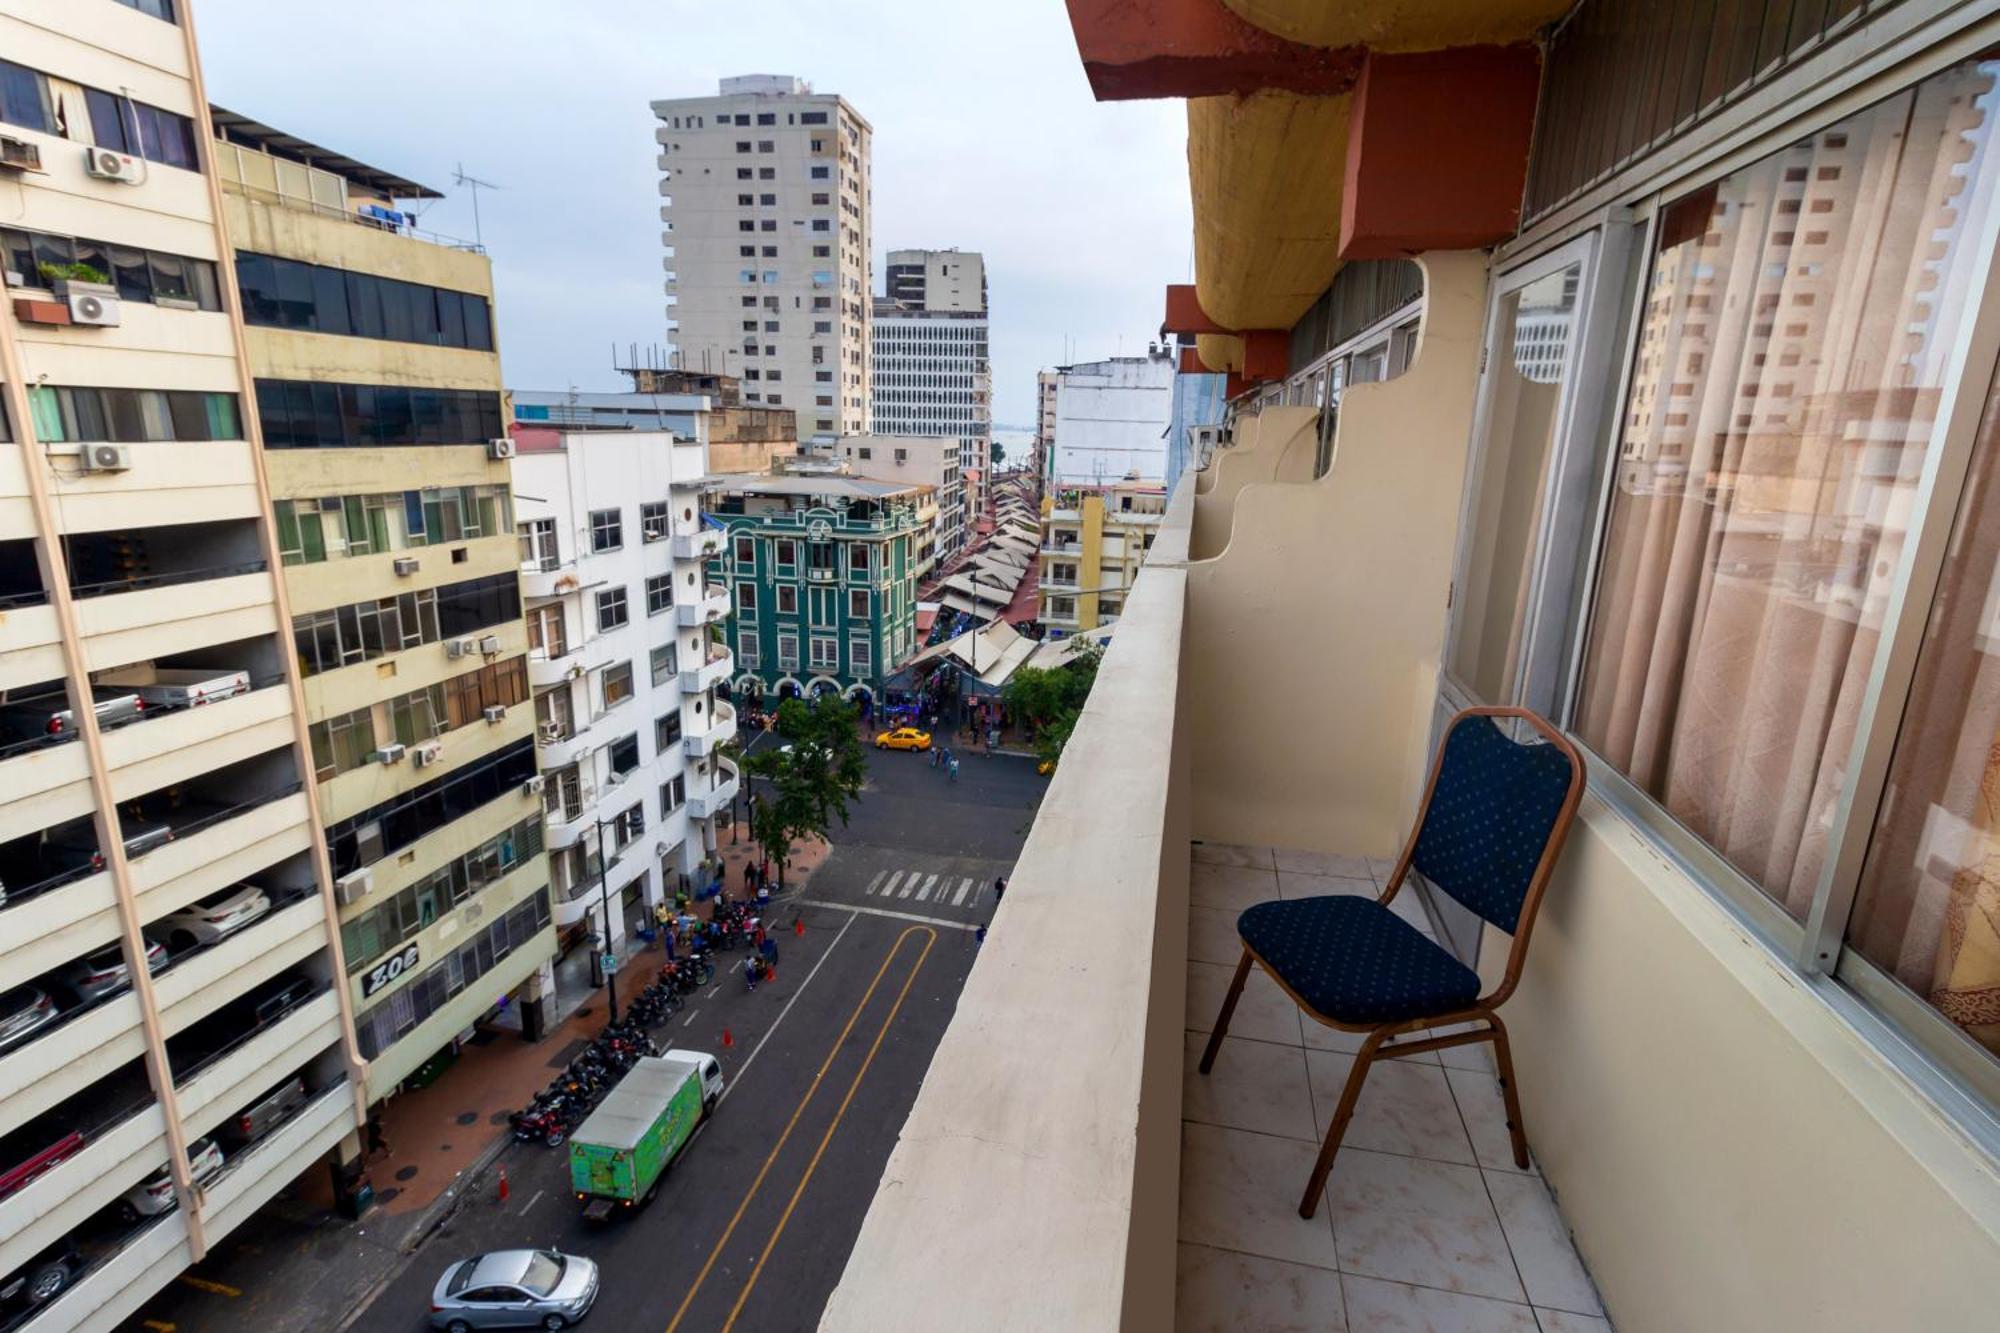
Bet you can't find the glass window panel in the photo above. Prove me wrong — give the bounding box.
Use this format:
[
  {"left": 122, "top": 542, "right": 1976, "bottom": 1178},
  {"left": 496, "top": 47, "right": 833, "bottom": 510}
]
[
  {"left": 236, "top": 252, "right": 275, "bottom": 321},
  {"left": 310, "top": 264, "right": 350, "bottom": 334},
  {"left": 1844, "top": 371, "right": 2000, "bottom": 1062},
  {"left": 1574, "top": 58, "right": 2000, "bottom": 921},
  {"left": 463, "top": 295, "right": 492, "bottom": 351},
  {"left": 149, "top": 251, "right": 192, "bottom": 303},
  {"left": 0, "top": 61, "right": 50, "bottom": 135},
  {"left": 188, "top": 258, "right": 221, "bottom": 312},
  {"left": 83, "top": 88, "right": 126, "bottom": 152}
]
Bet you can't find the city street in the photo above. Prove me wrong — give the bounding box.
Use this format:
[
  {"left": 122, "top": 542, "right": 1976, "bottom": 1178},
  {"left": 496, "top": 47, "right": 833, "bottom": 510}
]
[{"left": 121, "top": 746, "right": 1043, "bottom": 1333}]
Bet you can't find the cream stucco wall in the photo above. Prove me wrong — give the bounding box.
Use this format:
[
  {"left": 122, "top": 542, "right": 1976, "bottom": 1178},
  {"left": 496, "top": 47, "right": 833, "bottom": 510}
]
[
  {"left": 1185, "top": 250, "right": 1487, "bottom": 857},
  {"left": 1488, "top": 798, "right": 2000, "bottom": 1331}
]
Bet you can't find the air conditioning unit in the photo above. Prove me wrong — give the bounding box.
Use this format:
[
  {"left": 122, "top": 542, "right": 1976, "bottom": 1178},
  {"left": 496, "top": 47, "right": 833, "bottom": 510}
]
[
  {"left": 411, "top": 741, "right": 442, "bottom": 768},
  {"left": 334, "top": 866, "right": 373, "bottom": 906},
  {"left": 80, "top": 443, "right": 133, "bottom": 473},
  {"left": 487, "top": 437, "right": 516, "bottom": 460},
  {"left": 482, "top": 704, "right": 506, "bottom": 724},
  {"left": 372, "top": 742, "right": 406, "bottom": 765},
  {"left": 445, "top": 637, "right": 476, "bottom": 658},
  {"left": 83, "top": 146, "right": 145, "bottom": 185},
  {"left": 392, "top": 556, "right": 420, "bottom": 576},
  {"left": 478, "top": 635, "right": 500, "bottom": 656},
  {"left": 522, "top": 775, "right": 546, "bottom": 797},
  {"left": 537, "top": 720, "right": 562, "bottom": 744},
  {"left": 67, "top": 289, "right": 119, "bottom": 327},
  {"left": 0, "top": 135, "right": 41, "bottom": 172}
]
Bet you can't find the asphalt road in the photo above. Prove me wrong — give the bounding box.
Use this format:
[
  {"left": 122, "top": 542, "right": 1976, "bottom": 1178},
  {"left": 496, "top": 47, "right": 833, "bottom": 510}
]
[{"left": 129, "top": 745, "right": 1042, "bottom": 1333}]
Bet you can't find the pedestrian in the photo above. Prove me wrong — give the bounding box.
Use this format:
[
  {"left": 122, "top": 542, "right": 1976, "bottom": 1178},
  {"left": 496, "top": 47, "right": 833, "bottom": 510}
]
[
  {"left": 366, "top": 1115, "right": 388, "bottom": 1158},
  {"left": 949, "top": 755, "right": 960, "bottom": 783},
  {"left": 759, "top": 934, "right": 779, "bottom": 966},
  {"left": 975, "top": 923, "right": 988, "bottom": 946},
  {"left": 993, "top": 876, "right": 1006, "bottom": 906},
  {"left": 929, "top": 744, "right": 939, "bottom": 768},
  {"left": 987, "top": 724, "right": 999, "bottom": 751}
]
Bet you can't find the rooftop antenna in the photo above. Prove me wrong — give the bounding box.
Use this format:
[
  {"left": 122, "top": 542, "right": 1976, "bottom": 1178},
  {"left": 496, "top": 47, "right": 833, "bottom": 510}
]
[{"left": 452, "top": 162, "right": 501, "bottom": 248}]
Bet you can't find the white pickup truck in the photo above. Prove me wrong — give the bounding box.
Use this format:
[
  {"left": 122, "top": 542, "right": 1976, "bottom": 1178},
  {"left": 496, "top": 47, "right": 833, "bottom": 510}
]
[{"left": 94, "top": 666, "right": 250, "bottom": 710}]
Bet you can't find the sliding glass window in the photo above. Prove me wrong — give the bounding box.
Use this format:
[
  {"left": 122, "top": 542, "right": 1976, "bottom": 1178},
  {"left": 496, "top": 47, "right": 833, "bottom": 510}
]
[{"left": 237, "top": 253, "right": 495, "bottom": 351}]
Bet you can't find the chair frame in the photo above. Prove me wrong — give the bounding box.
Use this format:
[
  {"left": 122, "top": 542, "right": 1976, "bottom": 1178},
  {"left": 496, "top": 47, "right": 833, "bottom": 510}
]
[{"left": 1198, "top": 706, "right": 1586, "bottom": 1219}]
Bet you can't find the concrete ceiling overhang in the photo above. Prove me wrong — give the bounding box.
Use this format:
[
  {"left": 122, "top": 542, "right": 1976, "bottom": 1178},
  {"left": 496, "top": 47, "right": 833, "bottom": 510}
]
[{"left": 1219, "top": 0, "right": 1572, "bottom": 52}]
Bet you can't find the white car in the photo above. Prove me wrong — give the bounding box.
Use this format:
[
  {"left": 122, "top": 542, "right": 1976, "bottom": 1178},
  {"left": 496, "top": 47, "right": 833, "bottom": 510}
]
[
  {"left": 120, "top": 1137, "right": 223, "bottom": 1221},
  {"left": 152, "top": 884, "right": 270, "bottom": 951}
]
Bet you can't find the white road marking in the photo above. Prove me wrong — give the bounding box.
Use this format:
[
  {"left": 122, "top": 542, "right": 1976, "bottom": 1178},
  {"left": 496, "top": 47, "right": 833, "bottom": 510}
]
[
  {"left": 718, "top": 910, "right": 859, "bottom": 1106},
  {"left": 794, "top": 898, "right": 981, "bottom": 933},
  {"left": 706, "top": 984, "right": 722, "bottom": 999},
  {"left": 914, "top": 873, "right": 938, "bottom": 902},
  {"left": 864, "top": 870, "right": 887, "bottom": 897},
  {"left": 950, "top": 878, "right": 973, "bottom": 907},
  {"left": 683, "top": 1009, "right": 700, "bottom": 1027},
  {"left": 897, "top": 872, "right": 919, "bottom": 899},
  {"left": 520, "top": 1189, "right": 544, "bottom": 1216},
  {"left": 881, "top": 871, "right": 905, "bottom": 898}
]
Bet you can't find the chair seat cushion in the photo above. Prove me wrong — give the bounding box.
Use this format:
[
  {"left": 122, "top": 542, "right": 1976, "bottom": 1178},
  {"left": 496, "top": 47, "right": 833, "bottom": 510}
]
[{"left": 1238, "top": 895, "right": 1482, "bottom": 1027}]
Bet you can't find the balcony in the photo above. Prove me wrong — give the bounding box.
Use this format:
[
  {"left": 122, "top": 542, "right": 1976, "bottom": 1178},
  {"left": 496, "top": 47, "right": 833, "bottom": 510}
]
[
  {"left": 528, "top": 642, "right": 582, "bottom": 689},
  {"left": 519, "top": 557, "right": 582, "bottom": 601},
  {"left": 681, "top": 643, "right": 735, "bottom": 693},
  {"left": 682, "top": 701, "right": 736, "bottom": 758},
  {"left": 534, "top": 720, "right": 589, "bottom": 771},
  {"left": 72, "top": 566, "right": 279, "bottom": 673},
  {"left": 672, "top": 526, "right": 726, "bottom": 561},
  {"left": 677, "top": 585, "right": 731, "bottom": 627},
  {"left": 687, "top": 758, "right": 737, "bottom": 820}
]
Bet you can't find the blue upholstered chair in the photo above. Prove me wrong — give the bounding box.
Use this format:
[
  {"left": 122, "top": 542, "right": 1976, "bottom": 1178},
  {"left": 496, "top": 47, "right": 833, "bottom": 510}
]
[{"left": 1198, "top": 706, "right": 1585, "bottom": 1218}]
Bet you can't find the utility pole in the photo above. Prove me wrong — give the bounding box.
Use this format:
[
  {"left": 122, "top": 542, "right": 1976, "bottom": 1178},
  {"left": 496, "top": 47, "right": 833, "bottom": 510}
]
[{"left": 592, "top": 816, "right": 618, "bottom": 1024}]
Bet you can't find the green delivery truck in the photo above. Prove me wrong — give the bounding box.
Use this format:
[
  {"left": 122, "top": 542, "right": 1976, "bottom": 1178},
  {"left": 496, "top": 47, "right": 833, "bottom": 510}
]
[{"left": 568, "top": 1050, "right": 724, "bottom": 1221}]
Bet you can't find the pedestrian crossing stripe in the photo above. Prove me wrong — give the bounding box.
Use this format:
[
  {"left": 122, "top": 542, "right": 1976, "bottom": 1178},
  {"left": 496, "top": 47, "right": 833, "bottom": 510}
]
[
  {"left": 863, "top": 868, "right": 988, "bottom": 910},
  {"left": 897, "top": 874, "right": 918, "bottom": 899},
  {"left": 915, "top": 874, "right": 938, "bottom": 901},
  {"left": 881, "top": 871, "right": 904, "bottom": 897},
  {"left": 950, "top": 878, "right": 973, "bottom": 907},
  {"left": 865, "top": 870, "right": 886, "bottom": 896}
]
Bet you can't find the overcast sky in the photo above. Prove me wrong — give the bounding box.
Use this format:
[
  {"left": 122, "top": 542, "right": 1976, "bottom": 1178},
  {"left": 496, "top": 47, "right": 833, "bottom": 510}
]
[{"left": 193, "top": 0, "right": 1191, "bottom": 430}]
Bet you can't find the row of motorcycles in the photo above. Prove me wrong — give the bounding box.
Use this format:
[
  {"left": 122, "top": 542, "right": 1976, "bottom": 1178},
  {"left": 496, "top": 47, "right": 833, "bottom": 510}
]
[{"left": 509, "top": 949, "right": 719, "bottom": 1148}]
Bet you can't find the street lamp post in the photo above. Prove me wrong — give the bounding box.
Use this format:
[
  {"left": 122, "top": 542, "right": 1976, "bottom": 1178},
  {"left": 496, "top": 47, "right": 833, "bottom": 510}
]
[{"left": 593, "top": 816, "right": 618, "bottom": 1024}]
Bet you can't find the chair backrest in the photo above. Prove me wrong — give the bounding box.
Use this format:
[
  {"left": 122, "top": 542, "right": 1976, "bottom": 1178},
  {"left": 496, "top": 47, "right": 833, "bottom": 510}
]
[{"left": 1406, "top": 708, "right": 1584, "bottom": 936}]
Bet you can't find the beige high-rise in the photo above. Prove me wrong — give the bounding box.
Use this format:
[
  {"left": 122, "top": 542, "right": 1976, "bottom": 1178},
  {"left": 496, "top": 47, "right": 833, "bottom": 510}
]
[{"left": 652, "top": 76, "right": 873, "bottom": 442}]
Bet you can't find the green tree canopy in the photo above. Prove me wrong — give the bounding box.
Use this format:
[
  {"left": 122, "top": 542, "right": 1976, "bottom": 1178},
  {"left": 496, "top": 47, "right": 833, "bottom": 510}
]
[
  {"left": 741, "top": 695, "right": 868, "bottom": 886},
  {"left": 1002, "top": 643, "right": 1102, "bottom": 767}
]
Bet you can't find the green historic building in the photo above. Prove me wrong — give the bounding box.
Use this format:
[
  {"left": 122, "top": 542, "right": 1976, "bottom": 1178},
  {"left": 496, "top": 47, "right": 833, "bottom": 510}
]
[{"left": 706, "top": 474, "right": 927, "bottom": 702}]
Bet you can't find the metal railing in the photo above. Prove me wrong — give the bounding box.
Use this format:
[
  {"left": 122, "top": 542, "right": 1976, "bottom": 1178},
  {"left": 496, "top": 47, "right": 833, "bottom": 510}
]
[
  {"left": 0, "top": 671, "right": 286, "bottom": 764},
  {"left": 221, "top": 178, "right": 486, "bottom": 253},
  {"left": 68, "top": 558, "right": 269, "bottom": 601}
]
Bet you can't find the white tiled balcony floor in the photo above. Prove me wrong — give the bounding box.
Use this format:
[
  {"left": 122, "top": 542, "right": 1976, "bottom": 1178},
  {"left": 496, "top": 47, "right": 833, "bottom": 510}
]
[{"left": 1180, "top": 843, "right": 1612, "bottom": 1333}]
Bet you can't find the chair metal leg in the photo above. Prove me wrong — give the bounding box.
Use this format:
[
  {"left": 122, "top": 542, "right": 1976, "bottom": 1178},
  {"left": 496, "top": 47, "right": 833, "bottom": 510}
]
[
  {"left": 1300, "top": 1030, "right": 1384, "bottom": 1219},
  {"left": 1488, "top": 1014, "right": 1530, "bottom": 1170},
  {"left": 1197, "top": 949, "right": 1253, "bottom": 1075}
]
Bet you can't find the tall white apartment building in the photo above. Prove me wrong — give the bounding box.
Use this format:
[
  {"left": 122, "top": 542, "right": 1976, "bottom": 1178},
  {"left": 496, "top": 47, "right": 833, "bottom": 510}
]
[
  {"left": 0, "top": 2, "right": 366, "bottom": 1323},
  {"left": 870, "top": 249, "right": 990, "bottom": 525},
  {"left": 652, "top": 76, "right": 873, "bottom": 442},
  {"left": 1035, "top": 369, "right": 1059, "bottom": 485},
  {"left": 511, "top": 432, "right": 738, "bottom": 978}
]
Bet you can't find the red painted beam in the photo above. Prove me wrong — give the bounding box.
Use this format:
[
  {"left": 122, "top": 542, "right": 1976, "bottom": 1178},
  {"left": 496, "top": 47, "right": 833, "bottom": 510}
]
[
  {"left": 1179, "top": 347, "right": 1212, "bottom": 374},
  {"left": 1340, "top": 45, "right": 1542, "bottom": 259},
  {"left": 1164, "top": 284, "right": 1229, "bottom": 335},
  {"left": 1065, "top": 0, "right": 1361, "bottom": 101},
  {"left": 1241, "top": 329, "right": 1289, "bottom": 381}
]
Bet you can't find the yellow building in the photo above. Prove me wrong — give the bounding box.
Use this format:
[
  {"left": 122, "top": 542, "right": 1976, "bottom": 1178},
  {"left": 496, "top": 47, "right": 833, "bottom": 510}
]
[
  {"left": 212, "top": 118, "right": 555, "bottom": 1098},
  {"left": 1036, "top": 483, "right": 1165, "bottom": 631}
]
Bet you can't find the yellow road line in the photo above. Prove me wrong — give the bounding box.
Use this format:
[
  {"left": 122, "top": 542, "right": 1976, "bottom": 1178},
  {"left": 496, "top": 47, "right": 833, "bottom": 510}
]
[
  {"left": 176, "top": 1276, "right": 239, "bottom": 1297},
  {"left": 664, "top": 925, "right": 933, "bottom": 1333},
  {"left": 142, "top": 1321, "right": 176, "bottom": 1331},
  {"left": 722, "top": 928, "right": 935, "bottom": 1331}
]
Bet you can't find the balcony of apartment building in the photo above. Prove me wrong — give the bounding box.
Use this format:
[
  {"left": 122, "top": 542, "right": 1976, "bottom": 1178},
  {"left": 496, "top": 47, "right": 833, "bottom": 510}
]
[
  {"left": 671, "top": 520, "right": 726, "bottom": 562},
  {"left": 682, "top": 700, "right": 736, "bottom": 759},
  {"left": 686, "top": 757, "right": 738, "bottom": 821},
  {"left": 677, "top": 584, "right": 731, "bottom": 627},
  {"left": 828, "top": 5, "right": 2000, "bottom": 1330},
  {"left": 526, "top": 601, "right": 581, "bottom": 690},
  {"left": 59, "top": 519, "right": 279, "bottom": 672},
  {"left": 680, "top": 641, "right": 734, "bottom": 694}
]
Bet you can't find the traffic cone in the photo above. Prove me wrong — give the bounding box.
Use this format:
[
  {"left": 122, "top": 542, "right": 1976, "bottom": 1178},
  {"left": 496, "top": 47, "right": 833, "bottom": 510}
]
[
  {"left": 793, "top": 918, "right": 805, "bottom": 937},
  {"left": 721, "top": 1028, "right": 734, "bottom": 1049},
  {"left": 498, "top": 1167, "right": 510, "bottom": 1202}
]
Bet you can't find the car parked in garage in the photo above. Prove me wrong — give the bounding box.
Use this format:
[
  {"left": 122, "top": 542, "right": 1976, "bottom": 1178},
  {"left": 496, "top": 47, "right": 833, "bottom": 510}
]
[
  {"left": 58, "top": 939, "right": 169, "bottom": 1005},
  {"left": 151, "top": 883, "right": 270, "bottom": 952}
]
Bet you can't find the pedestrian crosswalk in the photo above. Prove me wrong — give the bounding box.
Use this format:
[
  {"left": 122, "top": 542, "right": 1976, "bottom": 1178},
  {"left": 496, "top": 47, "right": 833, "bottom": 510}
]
[{"left": 861, "top": 866, "right": 989, "bottom": 912}]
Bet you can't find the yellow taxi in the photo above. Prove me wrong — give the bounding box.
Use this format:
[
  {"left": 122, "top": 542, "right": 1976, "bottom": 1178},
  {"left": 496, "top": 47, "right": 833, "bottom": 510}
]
[{"left": 873, "top": 726, "right": 932, "bottom": 752}]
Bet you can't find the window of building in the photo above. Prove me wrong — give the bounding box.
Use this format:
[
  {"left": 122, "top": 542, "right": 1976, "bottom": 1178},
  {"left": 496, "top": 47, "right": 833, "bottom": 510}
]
[
  {"left": 646, "top": 574, "right": 673, "bottom": 616},
  {"left": 656, "top": 710, "right": 683, "bottom": 750},
  {"left": 756, "top": 112, "right": 776, "bottom": 125},
  {"left": 608, "top": 733, "right": 640, "bottom": 778},
  {"left": 596, "top": 587, "right": 629, "bottom": 632},
  {"left": 236, "top": 254, "right": 493, "bottom": 350},
  {"left": 293, "top": 574, "right": 519, "bottom": 676},
  {"left": 601, "top": 661, "right": 634, "bottom": 710},
  {"left": 253, "top": 380, "right": 503, "bottom": 449},
  {"left": 777, "top": 633, "right": 799, "bottom": 670},
  {"left": 738, "top": 637, "right": 761, "bottom": 670},
  {"left": 777, "top": 585, "right": 799, "bottom": 615},
  {"left": 660, "top": 775, "right": 686, "bottom": 817},
  {"left": 342, "top": 818, "right": 542, "bottom": 977},
  {"left": 736, "top": 167, "right": 752, "bottom": 180},
  {"left": 308, "top": 706, "right": 376, "bottom": 782},
  {"left": 650, "top": 643, "right": 678, "bottom": 685},
  {"left": 849, "top": 545, "right": 869, "bottom": 574},
  {"left": 353, "top": 892, "right": 552, "bottom": 1058},
  {"left": 82, "top": 84, "right": 198, "bottom": 170},
  {"left": 735, "top": 141, "right": 751, "bottom": 152},
  {"left": 810, "top": 637, "right": 837, "bottom": 669},
  {"left": 3, "top": 229, "right": 220, "bottom": 310},
  {"left": 26, "top": 386, "right": 239, "bottom": 443},
  {"left": 775, "top": 538, "right": 797, "bottom": 568},
  {"left": 737, "top": 583, "right": 758, "bottom": 612},
  {"left": 757, "top": 140, "right": 774, "bottom": 153},
  {"left": 851, "top": 637, "right": 872, "bottom": 672},
  {"left": 848, "top": 590, "right": 868, "bottom": 618},
  {"left": 612, "top": 803, "right": 644, "bottom": 849},
  {"left": 800, "top": 111, "right": 828, "bottom": 125},
  {"left": 640, "top": 501, "right": 670, "bottom": 539},
  {"left": 759, "top": 167, "right": 775, "bottom": 180},
  {"left": 590, "top": 509, "right": 623, "bottom": 552}
]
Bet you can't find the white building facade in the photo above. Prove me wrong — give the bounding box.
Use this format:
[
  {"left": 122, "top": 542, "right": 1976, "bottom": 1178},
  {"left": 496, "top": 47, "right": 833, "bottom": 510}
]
[
  {"left": 835, "top": 433, "right": 963, "bottom": 572},
  {"left": 1048, "top": 349, "right": 1177, "bottom": 486},
  {"left": 511, "top": 432, "right": 738, "bottom": 974},
  {"left": 652, "top": 76, "right": 873, "bottom": 441},
  {"left": 870, "top": 249, "right": 990, "bottom": 523}
]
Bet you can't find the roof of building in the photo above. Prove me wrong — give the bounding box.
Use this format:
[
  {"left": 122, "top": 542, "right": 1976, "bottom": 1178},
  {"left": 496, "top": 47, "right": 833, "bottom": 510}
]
[
  {"left": 209, "top": 106, "right": 442, "bottom": 199},
  {"left": 710, "top": 473, "right": 924, "bottom": 500}
]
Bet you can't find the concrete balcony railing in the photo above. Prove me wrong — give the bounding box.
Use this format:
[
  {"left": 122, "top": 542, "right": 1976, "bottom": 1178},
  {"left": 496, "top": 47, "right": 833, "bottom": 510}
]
[
  {"left": 534, "top": 722, "right": 589, "bottom": 771},
  {"left": 682, "top": 701, "right": 736, "bottom": 758},
  {"left": 676, "top": 585, "right": 731, "bottom": 627},
  {"left": 528, "top": 643, "right": 582, "bottom": 689},
  {"left": 519, "top": 557, "right": 582, "bottom": 601},
  {"left": 828, "top": 252, "right": 2000, "bottom": 1331},
  {"left": 672, "top": 526, "right": 726, "bottom": 561},
  {"left": 680, "top": 643, "right": 734, "bottom": 694},
  {"left": 687, "top": 757, "right": 737, "bottom": 820}
]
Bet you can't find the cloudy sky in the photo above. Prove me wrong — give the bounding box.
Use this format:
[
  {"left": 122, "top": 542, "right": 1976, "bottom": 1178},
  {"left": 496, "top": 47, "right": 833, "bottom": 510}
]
[{"left": 193, "top": 0, "right": 1192, "bottom": 430}]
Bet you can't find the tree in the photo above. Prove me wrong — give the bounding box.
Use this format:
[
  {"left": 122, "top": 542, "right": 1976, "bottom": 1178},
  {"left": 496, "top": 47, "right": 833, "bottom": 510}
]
[
  {"left": 1002, "top": 643, "right": 1102, "bottom": 767},
  {"left": 740, "top": 695, "right": 868, "bottom": 888},
  {"left": 989, "top": 440, "right": 1007, "bottom": 466}
]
